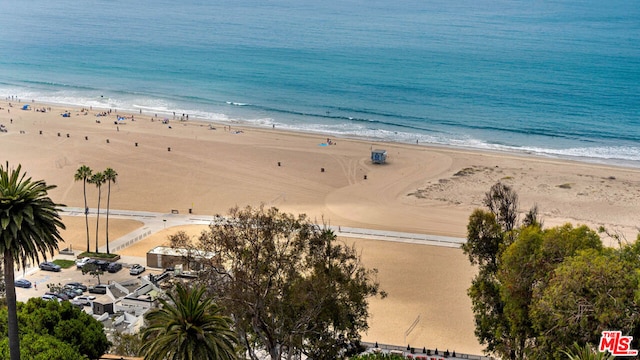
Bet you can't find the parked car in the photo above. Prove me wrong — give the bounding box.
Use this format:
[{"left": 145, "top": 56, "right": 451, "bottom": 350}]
[
  {"left": 94, "top": 260, "right": 109, "bottom": 271},
  {"left": 14, "top": 279, "right": 32, "bottom": 288},
  {"left": 129, "top": 264, "right": 146, "bottom": 275},
  {"left": 42, "top": 294, "right": 60, "bottom": 302},
  {"left": 73, "top": 295, "right": 95, "bottom": 306},
  {"left": 39, "top": 261, "right": 61, "bottom": 272},
  {"left": 63, "top": 290, "right": 77, "bottom": 299},
  {"left": 107, "top": 262, "right": 122, "bottom": 273},
  {"left": 45, "top": 291, "right": 69, "bottom": 301},
  {"left": 88, "top": 284, "right": 108, "bottom": 294},
  {"left": 65, "top": 282, "right": 87, "bottom": 291},
  {"left": 62, "top": 287, "right": 82, "bottom": 297},
  {"left": 75, "top": 257, "right": 94, "bottom": 269},
  {"left": 70, "top": 300, "right": 85, "bottom": 308}
]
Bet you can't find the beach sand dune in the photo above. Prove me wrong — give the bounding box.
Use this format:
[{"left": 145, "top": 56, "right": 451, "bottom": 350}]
[{"left": 3, "top": 101, "right": 640, "bottom": 355}]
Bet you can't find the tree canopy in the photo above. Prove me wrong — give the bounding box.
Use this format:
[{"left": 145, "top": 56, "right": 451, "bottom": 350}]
[
  {"left": 464, "top": 182, "right": 640, "bottom": 359},
  {"left": 0, "top": 297, "right": 110, "bottom": 359},
  {"left": 168, "top": 205, "right": 385, "bottom": 360}
]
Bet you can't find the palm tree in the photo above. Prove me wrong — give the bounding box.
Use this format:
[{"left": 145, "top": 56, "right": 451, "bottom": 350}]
[
  {"left": 563, "top": 343, "right": 615, "bottom": 360},
  {"left": 73, "top": 165, "right": 92, "bottom": 253},
  {"left": 0, "top": 162, "right": 65, "bottom": 360},
  {"left": 89, "top": 171, "right": 105, "bottom": 253},
  {"left": 103, "top": 167, "right": 118, "bottom": 254},
  {"left": 141, "top": 283, "right": 238, "bottom": 360}
]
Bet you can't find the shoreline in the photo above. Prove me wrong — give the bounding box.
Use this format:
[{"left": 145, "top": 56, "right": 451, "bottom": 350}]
[{"left": 6, "top": 96, "right": 640, "bottom": 170}]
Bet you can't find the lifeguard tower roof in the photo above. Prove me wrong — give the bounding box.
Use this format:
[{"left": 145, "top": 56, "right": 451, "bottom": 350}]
[{"left": 371, "top": 149, "right": 387, "bottom": 164}]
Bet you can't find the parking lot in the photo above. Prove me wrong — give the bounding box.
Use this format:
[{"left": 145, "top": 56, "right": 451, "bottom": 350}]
[{"left": 14, "top": 254, "right": 163, "bottom": 303}]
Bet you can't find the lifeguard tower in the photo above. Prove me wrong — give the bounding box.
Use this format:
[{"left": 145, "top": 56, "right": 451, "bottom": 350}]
[{"left": 371, "top": 149, "right": 387, "bottom": 164}]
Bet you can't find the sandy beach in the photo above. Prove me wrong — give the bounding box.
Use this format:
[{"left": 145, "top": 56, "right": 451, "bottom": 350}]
[{"left": 2, "top": 100, "right": 640, "bottom": 355}]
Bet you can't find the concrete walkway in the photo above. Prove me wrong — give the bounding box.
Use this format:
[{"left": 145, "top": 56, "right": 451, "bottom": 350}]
[{"left": 61, "top": 207, "right": 466, "bottom": 255}]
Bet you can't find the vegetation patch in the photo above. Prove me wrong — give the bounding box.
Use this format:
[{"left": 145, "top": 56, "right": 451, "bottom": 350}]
[
  {"left": 453, "top": 167, "right": 477, "bottom": 177},
  {"left": 78, "top": 251, "right": 120, "bottom": 260},
  {"left": 52, "top": 259, "right": 76, "bottom": 268}
]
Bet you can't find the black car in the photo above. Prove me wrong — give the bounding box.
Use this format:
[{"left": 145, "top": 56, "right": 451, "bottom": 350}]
[
  {"left": 88, "top": 284, "right": 108, "bottom": 294},
  {"left": 39, "top": 261, "right": 61, "bottom": 272},
  {"left": 107, "top": 262, "right": 122, "bottom": 273},
  {"left": 94, "top": 260, "right": 109, "bottom": 271}
]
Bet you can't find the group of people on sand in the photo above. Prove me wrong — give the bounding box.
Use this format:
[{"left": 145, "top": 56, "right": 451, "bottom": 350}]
[{"left": 326, "top": 138, "right": 337, "bottom": 145}]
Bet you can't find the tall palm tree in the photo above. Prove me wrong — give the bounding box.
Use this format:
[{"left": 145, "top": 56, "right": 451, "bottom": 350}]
[
  {"left": 0, "top": 163, "right": 65, "bottom": 360},
  {"left": 89, "top": 171, "right": 105, "bottom": 253},
  {"left": 141, "top": 283, "right": 239, "bottom": 360},
  {"left": 103, "top": 167, "right": 118, "bottom": 254},
  {"left": 73, "top": 165, "right": 92, "bottom": 253}
]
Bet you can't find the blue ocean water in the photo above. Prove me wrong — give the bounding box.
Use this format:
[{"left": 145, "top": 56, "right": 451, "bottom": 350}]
[{"left": 1, "top": 0, "right": 639, "bottom": 165}]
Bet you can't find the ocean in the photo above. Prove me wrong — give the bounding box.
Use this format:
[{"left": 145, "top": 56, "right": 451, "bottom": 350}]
[{"left": 1, "top": 0, "right": 639, "bottom": 166}]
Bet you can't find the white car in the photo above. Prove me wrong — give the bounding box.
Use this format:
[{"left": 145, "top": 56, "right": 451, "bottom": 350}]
[
  {"left": 73, "top": 295, "right": 96, "bottom": 306},
  {"left": 75, "top": 257, "right": 94, "bottom": 269},
  {"left": 130, "top": 264, "right": 146, "bottom": 275},
  {"left": 42, "top": 294, "right": 61, "bottom": 302}
]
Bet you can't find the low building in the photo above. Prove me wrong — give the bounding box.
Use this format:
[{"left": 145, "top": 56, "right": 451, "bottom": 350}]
[
  {"left": 116, "top": 281, "right": 162, "bottom": 316},
  {"left": 146, "top": 246, "right": 215, "bottom": 271}
]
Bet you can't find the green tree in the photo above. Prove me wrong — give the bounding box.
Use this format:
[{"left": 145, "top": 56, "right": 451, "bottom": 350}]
[
  {"left": 496, "top": 226, "right": 543, "bottom": 359},
  {"left": 141, "top": 282, "right": 239, "bottom": 360},
  {"left": 462, "top": 209, "right": 504, "bottom": 273},
  {"left": 462, "top": 182, "right": 539, "bottom": 359},
  {"left": 536, "top": 224, "right": 602, "bottom": 279},
  {"left": 0, "top": 333, "right": 85, "bottom": 360},
  {"left": 462, "top": 209, "right": 512, "bottom": 357},
  {"left": 0, "top": 297, "right": 109, "bottom": 359},
  {"left": 19, "top": 297, "right": 110, "bottom": 359},
  {"left": 0, "top": 163, "right": 65, "bottom": 360},
  {"left": 530, "top": 249, "right": 640, "bottom": 359},
  {"left": 170, "top": 205, "right": 384, "bottom": 360},
  {"left": 103, "top": 167, "right": 118, "bottom": 254},
  {"left": 497, "top": 224, "right": 603, "bottom": 359},
  {"left": 88, "top": 171, "right": 105, "bottom": 253},
  {"left": 73, "top": 165, "right": 92, "bottom": 253},
  {"left": 81, "top": 262, "right": 104, "bottom": 284}
]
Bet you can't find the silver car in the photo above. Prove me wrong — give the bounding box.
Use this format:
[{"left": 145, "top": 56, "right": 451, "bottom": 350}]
[{"left": 39, "top": 261, "right": 61, "bottom": 272}]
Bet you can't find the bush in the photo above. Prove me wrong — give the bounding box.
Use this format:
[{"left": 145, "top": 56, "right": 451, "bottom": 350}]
[{"left": 77, "top": 251, "right": 119, "bottom": 260}]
